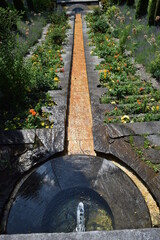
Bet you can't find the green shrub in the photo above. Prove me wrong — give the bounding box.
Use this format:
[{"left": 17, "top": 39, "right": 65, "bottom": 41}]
[
  {"left": 0, "top": 8, "right": 28, "bottom": 109},
  {"left": 48, "top": 26, "right": 66, "bottom": 45},
  {"left": 92, "top": 17, "right": 109, "bottom": 33},
  {"left": 148, "top": 0, "right": 157, "bottom": 25},
  {"left": 150, "top": 52, "right": 160, "bottom": 81},
  {"left": 49, "top": 11, "right": 67, "bottom": 26},
  {"left": 135, "top": 0, "right": 149, "bottom": 18}
]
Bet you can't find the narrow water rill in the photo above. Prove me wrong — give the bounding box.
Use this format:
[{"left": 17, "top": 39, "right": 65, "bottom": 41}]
[
  {"left": 2, "top": 12, "right": 160, "bottom": 237},
  {"left": 68, "top": 14, "right": 95, "bottom": 156}
]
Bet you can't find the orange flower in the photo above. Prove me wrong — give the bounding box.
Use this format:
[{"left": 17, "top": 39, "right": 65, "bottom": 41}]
[
  {"left": 110, "top": 67, "right": 112, "bottom": 70},
  {"left": 60, "top": 58, "right": 63, "bottom": 61},
  {"left": 139, "top": 87, "right": 144, "bottom": 92},
  {"left": 32, "top": 111, "right": 36, "bottom": 116},
  {"left": 29, "top": 109, "right": 34, "bottom": 114},
  {"left": 114, "top": 107, "right": 118, "bottom": 111},
  {"left": 137, "top": 100, "right": 141, "bottom": 105},
  {"left": 114, "top": 55, "right": 118, "bottom": 59},
  {"left": 117, "top": 80, "right": 119, "bottom": 83},
  {"left": 124, "top": 63, "right": 127, "bottom": 67}
]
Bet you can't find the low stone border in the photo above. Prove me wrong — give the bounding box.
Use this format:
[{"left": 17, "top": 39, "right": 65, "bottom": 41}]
[
  {"left": 82, "top": 15, "right": 160, "bottom": 216},
  {"left": 1, "top": 229, "right": 160, "bottom": 239},
  {"left": 0, "top": 16, "right": 75, "bottom": 221}
]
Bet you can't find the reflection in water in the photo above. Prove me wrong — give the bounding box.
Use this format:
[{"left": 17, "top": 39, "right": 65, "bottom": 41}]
[{"left": 42, "top": 188, "right": 113, "bottom": 233}]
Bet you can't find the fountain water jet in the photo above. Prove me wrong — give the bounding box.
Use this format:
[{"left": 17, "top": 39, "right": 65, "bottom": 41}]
[{"left": 76, "top": 202, "right": 85, "bottom": 232}]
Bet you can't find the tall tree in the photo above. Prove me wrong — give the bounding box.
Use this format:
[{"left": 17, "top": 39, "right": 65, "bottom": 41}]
[
  {"left": 26, "top": 0, "right": 34, "bottom": 11},
  {"left": 127, "top": 0, "right": 135, "bottom": 6},
  {"left": 135, "top": 0, "right": 149, "bottom": 18},
  {"left": 148, "top": 0, "right": 157, "bottom": 25},
  {"left": 0, "top": 0, "right": 8, "bottom": 8}
]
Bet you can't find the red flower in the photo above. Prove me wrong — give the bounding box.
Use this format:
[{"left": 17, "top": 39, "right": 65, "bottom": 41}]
[{"left": 60, "top": 68, "right": 64, "bottom": 72}]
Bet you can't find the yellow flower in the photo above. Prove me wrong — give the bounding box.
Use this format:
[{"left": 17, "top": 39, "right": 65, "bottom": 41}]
[
  {"left": 50, "top": 68, "right": 53, "bottom": 71},
  {"left": 156, "top": 106, "right": 159, "bottom": 111},
  {"left": 48, "top": 50, "right": 51, "bottom": 53},
  {"left": 41, "top": 122, "right": 45, "bottom": 127},
  {"left": 50, "top": 124, "right": 53, "bottom": 128},
  {"left": 54, "top": 77, "right": 59, "bottom": 82},
  {"left": 121, "top": 115, "right": 130, "bottom": 124},
  {"left": 45, "top": 126, "right": 49, "bottom": 128},
  {"left": 111, "top": 101, "right": 116, "bottom": 104}
]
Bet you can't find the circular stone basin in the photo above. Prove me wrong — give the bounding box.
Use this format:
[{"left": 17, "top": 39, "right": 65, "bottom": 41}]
[{"left": 5, "top": 155, "right": 151, "bottom": 233}]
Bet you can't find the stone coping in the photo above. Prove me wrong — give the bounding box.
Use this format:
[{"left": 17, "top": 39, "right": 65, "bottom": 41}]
[{"left": 1, "top": 229, "right": 160, "bottom": 239}]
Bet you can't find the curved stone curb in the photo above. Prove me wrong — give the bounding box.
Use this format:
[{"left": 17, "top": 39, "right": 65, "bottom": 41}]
[{"left": 2, "top": 155, "right": 151, "bottom": 232}]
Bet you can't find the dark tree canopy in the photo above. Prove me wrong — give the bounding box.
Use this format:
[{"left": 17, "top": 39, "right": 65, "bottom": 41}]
[
  {"left": 148, "top": 0, "right": 157, "bottom": 25},
  {"left": 135, "top": 0, "right": 149, "bottom": 18},
  {"left": 0, "top": 0, "right": 8, "bottom": 8},
  {"left": 127, "top": 0, "right": 135, "bottom": 6},
  {"left": 26, "top": 0, "right": 34, "bottom": 11}
]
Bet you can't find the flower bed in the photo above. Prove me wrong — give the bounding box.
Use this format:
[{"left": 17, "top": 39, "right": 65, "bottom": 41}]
[
  {"left": 86, "top": 8, "right": 160, "bottom": 124},
  {"left": 0, "top": 11, "right": 69, "bottom": 130}
]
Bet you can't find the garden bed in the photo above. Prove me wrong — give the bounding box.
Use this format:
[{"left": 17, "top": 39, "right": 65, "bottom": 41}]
[
  {"left": 86, "top": 8, "right": 160, "bottom": 124},
  {"left": 0, "top": 10, "right": 69, "bottom": 130}
]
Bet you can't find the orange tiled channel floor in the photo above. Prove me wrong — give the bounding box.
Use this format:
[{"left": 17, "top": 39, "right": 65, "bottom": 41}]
[{"left": 67, "top": 14, "right": 96, "bottom": 156}]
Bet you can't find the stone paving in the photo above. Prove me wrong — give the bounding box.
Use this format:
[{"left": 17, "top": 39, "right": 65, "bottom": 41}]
[{"left": 68, "top": 14, "right": 95, "bottom": 155}]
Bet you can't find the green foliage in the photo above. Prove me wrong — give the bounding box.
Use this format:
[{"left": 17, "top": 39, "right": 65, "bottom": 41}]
[
  {"left": 92, "top": 17, "right": 109, "bottom": 33},
  {"left": 0, "top": 7, "right": 20, "bottom": 42},
  {"left": 135, "top": 0, "right": 149, "bottom": 18},
  {"left": 148, "top": 0, "right": 157, "bottom": 25},
  {"left": 0, "top": 8, "right": 28, "bottom": 109},
  {"left": 49, "top": 11, "right": 68, "bottom": 28},
  {"left": 150, "top": 52, "right": 160, "bottom": 81}
]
